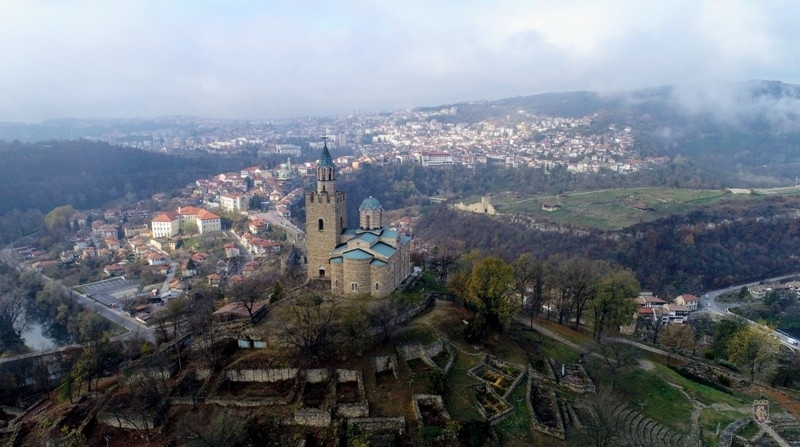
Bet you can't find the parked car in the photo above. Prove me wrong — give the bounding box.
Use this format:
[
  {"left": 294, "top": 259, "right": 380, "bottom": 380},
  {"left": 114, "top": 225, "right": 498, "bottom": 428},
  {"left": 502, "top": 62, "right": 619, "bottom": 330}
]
[{"left": 789, "top": 338, "right": 798, "bottom": 346}]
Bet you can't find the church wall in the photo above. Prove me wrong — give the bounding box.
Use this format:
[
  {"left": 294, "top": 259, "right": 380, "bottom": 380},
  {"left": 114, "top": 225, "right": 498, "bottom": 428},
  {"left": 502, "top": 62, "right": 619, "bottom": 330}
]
[
  {"left": 370, "top": 264, "right": 392, "bottom": 298},
  {"left": 330, "top": 262, "right": 344, "bottom": 295},
  {"left": 343, "top": 257, "right": 371, "bottom": 296}
]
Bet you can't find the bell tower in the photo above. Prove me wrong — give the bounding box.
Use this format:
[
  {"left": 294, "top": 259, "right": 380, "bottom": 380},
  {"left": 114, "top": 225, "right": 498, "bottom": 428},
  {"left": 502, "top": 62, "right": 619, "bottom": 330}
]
[{"left": 305, "top": 140, "right": 347, "bottom": 280}]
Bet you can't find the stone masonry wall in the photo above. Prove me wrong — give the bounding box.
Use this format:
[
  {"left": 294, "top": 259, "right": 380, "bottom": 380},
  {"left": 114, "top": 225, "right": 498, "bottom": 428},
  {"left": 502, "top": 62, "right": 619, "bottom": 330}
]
[
  {"left": 343, "top": 257, "right": 371, "bottom": 296},
  {"left": 370, "top": 263, "right": 392, "bottom": 298},
  {"left": 225, "top": 368, "right": 298, "bottom": 383},
  {"left": 305, "top": 190, "right": 345, "bottom": 280},
  {"left": 292, "top": 408, "right": 332, "bottom": 427}
]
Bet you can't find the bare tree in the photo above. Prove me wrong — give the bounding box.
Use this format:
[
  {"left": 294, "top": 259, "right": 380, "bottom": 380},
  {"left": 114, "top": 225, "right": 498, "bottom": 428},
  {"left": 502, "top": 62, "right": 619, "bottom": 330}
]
[
  {"left": 372, "top": 296, "right": 404, "bottom": 342},
  {"left": 0, "top": 280, "right": 29, "bottom": 347},
  {"left": 337, "top": 297, "right": 372, "bottom": 357},
  {"left": 276, "top": 293, "right": 339, "bottom": 365},
  {"left": 589, "top": 338, "right": 639, "bottom": 389},
  {"left": 659, "top": 324, "right": 695, "bottom": 365},
  {"left": 574, "top": 386, "right": 627, "bottom": 447},
  {"left": 514, "top": 253, "right": 547, "bottom": 327},
  {"left": 111, "top": 352, "right": 172, "bottom": 438},
  {"left": 184, "top": 409, "right": 246, "bottom": 447},
  {"left": 224, "top": 274, "right": 273, "bottom": 323}
]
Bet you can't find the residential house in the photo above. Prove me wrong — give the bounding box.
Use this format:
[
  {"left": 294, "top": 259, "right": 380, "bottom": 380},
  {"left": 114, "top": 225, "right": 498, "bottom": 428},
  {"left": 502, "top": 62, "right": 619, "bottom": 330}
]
[
  {"left": 103, "top": 263, "right": 126, "bottom": 277},
  {"left": 212, "top": 301, "right": 266, "bottom": 323},
  {"left": 224, "top": 243, "right": 241, "bottom": 258},
  {"left": 147, "top": 251, "right": 167, "bottom": 266},
  {"left": 674, "top": 294, "right": 699, "bottom": 311},
  {"left": 633, "top": 294, "right": 667, "bottom": 308},
  {"left": 664, "top": 304, "right": 690, "bottom": 324},
  {"left": 180, "top": 260, "right": 196, "bottom": 278}
]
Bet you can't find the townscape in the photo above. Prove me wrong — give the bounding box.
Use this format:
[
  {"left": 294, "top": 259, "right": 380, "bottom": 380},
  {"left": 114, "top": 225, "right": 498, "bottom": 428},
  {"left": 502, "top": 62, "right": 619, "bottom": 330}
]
[{"left": 4, "top": 2, "right": 800, "bottom": 446}]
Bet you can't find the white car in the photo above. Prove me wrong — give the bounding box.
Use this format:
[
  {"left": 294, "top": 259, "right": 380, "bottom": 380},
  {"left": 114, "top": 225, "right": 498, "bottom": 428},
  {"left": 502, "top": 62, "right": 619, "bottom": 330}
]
[{"left": 789, "top": 338, "right": 798, "bottom": 346}]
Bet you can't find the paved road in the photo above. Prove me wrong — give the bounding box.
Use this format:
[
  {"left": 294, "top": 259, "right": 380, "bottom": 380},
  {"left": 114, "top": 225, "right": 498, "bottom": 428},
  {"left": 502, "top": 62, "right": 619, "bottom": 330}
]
[
  {"left": 249, "top": 211, "right": 305, "bottom": 242},
  {"left": 698, "top": 273, "right": 800, "bottom": 351},
  {"left": 0, "top": 245, "right": 156, "bottom": 346}
]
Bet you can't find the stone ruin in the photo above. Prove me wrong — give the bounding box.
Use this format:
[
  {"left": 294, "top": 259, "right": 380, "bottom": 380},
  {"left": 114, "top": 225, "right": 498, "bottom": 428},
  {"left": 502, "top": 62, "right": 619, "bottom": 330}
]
[
  {"left": 411, "top": 394, "right": 452, "bottom": 432},
  {"left": 466, "top": 355, "right": 526, "bottom": 425},
  {"left": 396, "top": 340, "right": 456, "bottom": 376},
  {"left": 335, "top": 369, "right": 369, "bottom": 419},
  {"left": 348, "top": 417, "right": 407, "bottom": 447},
  {"left": 551, "top": 359, "right": 595, "bottom": 393},
  {"left": 526, "top": 372, "right": 565, "bottom": 440},
  {"left": 371, "top": 354, "right": 399, "bottom": 384}
]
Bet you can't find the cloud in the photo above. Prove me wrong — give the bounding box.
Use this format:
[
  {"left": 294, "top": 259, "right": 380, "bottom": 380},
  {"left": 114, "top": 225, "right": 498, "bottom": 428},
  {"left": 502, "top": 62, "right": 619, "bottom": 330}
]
[{"left": 0, "top": 0, "right": 799, "bottom": 121}]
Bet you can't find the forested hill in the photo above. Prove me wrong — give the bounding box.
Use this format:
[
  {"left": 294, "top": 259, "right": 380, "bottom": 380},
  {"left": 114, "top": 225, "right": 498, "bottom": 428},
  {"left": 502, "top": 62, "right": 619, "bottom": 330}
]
[
  {"left": 0, "top": 140, "right": 240, "bottom": 213},
  {"left": 416, "top": 197, "right": 800, "bottom": 296}
]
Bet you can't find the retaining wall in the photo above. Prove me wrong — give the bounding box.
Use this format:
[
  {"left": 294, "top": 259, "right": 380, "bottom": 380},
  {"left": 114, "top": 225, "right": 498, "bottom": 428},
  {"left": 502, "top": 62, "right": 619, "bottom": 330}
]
[{"left": 225, "top": 368, "right": 298, "bottom": 383}]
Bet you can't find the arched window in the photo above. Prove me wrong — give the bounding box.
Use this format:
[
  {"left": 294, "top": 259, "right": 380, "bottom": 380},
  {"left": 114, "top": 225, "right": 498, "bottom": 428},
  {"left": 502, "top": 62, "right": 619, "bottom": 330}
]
[
  {"left": 375, "top": 282, "right": 379, "bottom": 291},
  {"left": 318, "top": 218, "right": 324, "bottom": 231},
  {"left": 366, "top": 215, "right": 370, "bottom": 229}
]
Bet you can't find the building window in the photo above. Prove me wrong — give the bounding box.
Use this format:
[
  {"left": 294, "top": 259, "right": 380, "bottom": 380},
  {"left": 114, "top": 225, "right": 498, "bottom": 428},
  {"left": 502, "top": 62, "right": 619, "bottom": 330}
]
[
  {"left": 318, "top": 218, "right": 324, "bottom": 231},
  {"left": 319, "top": 268, "right": 325, "bottom": 278},
  {"left": 351, "top": 283, "right": 358, "bottom": 292},
  {"left": 375, "top": 282, "right": 379, "bottom": 291}
]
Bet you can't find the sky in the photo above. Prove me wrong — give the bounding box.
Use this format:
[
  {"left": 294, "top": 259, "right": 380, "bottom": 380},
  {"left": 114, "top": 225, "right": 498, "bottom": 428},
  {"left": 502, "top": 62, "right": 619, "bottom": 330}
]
[{"left": 1, "top": 0, "right": 798, "bottom": 122}]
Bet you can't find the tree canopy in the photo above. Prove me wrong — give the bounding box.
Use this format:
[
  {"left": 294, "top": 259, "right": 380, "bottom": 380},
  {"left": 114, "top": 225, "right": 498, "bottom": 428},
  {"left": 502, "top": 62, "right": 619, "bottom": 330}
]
[{"left": 464, "top": 256, "right": 518, "bottom": 333}]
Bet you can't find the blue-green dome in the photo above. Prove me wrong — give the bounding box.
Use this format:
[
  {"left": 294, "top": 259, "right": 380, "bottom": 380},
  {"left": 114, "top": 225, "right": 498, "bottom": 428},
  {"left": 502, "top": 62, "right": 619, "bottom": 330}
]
[
  {"left": 318, "top": 142, "right": 334, "bottom": 168},
  {"left": 359, "top": 196, "right": 382, "bottom": 210}
]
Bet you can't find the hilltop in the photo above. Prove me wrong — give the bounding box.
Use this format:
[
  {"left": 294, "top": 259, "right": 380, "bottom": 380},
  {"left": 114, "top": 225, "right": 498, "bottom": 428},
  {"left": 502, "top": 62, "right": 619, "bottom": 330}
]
[{"left": 1, "top": 283, "right": 798, "bottom": 447}]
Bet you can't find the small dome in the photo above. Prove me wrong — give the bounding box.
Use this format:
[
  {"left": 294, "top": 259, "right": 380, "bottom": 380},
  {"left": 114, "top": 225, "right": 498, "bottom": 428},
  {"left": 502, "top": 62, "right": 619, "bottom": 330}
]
[{"left": 359, "top": 196, "right": 382, "bottom": 210}]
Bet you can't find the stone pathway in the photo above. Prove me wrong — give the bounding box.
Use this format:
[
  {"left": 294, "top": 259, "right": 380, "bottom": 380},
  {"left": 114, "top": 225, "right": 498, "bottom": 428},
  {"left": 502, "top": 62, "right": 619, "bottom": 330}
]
[{"left": 670, "top": 382, "right": 704, "bottom": 447}]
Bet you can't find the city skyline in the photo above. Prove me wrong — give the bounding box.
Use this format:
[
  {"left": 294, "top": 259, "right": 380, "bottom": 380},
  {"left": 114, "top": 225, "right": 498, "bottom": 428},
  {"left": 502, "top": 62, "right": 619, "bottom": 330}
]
[{"left": 2, "top": 0, "right": 799, "bottom": 122}]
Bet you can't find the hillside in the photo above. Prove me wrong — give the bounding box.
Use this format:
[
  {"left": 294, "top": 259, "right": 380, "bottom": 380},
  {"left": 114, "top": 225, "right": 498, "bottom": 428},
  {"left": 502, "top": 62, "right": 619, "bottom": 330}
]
[
  {"left": 416, "top": 193, "right": 800, "bottom": 295},
  {"left": 1, "top": 295, "right": 797, "bottom": 447}
]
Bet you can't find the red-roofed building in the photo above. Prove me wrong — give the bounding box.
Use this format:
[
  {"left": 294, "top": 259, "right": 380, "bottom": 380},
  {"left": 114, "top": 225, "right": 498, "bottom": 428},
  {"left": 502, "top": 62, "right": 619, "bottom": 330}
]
[
  {"left": 633, "top": 295, "right": 668, "bottom": 308},
  {"left": 151, "top": 206, "right": 221, "bottom": 237},
  {"left": 674, "top": 294, "right": 699, "bottom": 311},
  {"left": 212, "top": 301, "right": 267, "bottom": 322},
  {"left": 207, "top": 273, "right": 221, "bottom": 287}
]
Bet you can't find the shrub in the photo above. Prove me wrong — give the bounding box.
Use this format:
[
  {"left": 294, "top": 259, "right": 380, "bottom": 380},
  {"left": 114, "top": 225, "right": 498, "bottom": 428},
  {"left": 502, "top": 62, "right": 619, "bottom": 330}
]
[
  {"left": 668, "top": 365, "right": 734, "bottom": 395},
  {"left": 718, "top": 374, "right": 732, "bottom": 387}
]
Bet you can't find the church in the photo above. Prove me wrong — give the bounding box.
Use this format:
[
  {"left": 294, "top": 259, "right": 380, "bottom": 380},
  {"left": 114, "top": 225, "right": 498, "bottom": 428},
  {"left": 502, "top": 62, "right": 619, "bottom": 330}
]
[{"left": 305, "top": 143, "right": 412, "bottom": 298}]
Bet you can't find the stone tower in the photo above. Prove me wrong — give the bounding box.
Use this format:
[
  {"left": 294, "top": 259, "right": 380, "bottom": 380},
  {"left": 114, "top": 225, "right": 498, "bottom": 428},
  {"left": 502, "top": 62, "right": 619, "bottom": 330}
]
[{"left": 305, "top": 142, "right": 347, "bottom": 281}]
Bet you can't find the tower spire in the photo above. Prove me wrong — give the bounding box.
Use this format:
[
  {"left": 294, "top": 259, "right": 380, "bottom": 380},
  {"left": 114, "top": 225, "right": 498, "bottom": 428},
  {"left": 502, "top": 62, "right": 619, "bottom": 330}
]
[{"left": 316, "top": 137, "right": 336, "bottom": 193}]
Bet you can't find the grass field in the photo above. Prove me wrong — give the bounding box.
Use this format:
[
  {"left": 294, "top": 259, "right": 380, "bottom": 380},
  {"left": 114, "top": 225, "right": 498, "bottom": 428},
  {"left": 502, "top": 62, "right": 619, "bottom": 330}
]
[{"left": 467, "top": 186, "right": 800, "bottom": 230}]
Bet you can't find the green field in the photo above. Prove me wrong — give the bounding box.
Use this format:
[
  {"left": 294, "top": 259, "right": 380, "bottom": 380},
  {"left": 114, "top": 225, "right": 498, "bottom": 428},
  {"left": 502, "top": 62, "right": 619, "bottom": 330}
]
[{"left": 479, "top": 186, "right": 800, "bottom": 231}]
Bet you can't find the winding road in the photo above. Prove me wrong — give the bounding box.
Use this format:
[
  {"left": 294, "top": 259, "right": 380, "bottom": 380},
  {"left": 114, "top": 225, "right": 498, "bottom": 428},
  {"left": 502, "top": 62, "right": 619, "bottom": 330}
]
[{"left": 698, "top": 273, "right": 800, "bottom": 351}]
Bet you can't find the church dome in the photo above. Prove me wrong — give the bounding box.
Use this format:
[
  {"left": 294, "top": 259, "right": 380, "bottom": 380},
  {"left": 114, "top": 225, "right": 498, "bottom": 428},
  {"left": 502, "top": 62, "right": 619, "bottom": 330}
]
[{"left": 359, "top": 196, "right": 382, "bottom": 210}]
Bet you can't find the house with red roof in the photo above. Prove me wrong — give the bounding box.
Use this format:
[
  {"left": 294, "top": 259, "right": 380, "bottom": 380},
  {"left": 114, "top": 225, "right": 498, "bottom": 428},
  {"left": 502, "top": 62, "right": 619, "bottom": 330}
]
[
  {"left": 674, "top": 294, "right": 699, "bottom": 311},
  {"left": 151, "top": 206, "right": 221, "bottom": 238}
]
